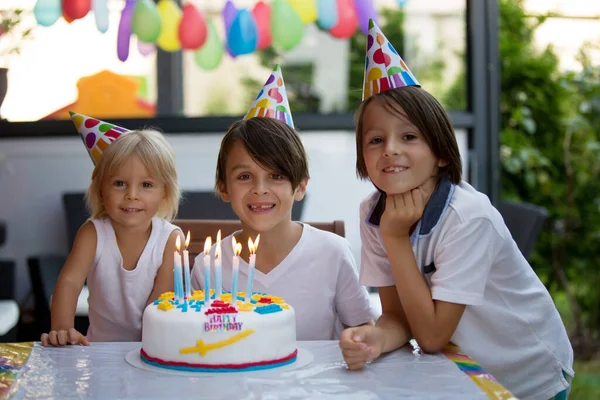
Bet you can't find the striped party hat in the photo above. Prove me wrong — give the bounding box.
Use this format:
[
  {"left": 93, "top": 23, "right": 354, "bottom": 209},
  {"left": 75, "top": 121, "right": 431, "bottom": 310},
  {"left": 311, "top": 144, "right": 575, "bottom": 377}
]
[
  {"left": 244, "top": 64, "right": 294, "bottom": 128},
  {"left": 362, "top": 19, "right": 420, "bottom": 101}
]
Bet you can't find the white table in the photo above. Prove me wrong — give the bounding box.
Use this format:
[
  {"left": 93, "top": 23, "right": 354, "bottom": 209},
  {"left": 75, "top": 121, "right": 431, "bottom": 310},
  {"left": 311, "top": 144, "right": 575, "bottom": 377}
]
[
  {"left": 7, "top": 341, "right": 499, "bottom": 399},
  {"left": 0, "top": 300, "right": 19, "bottom": 336}
]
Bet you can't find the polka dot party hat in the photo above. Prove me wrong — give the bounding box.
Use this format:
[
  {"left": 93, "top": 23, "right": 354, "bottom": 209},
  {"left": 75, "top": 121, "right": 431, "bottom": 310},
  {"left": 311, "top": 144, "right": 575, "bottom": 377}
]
[
  {"left": 69, "top": 111, "right": 131, "bottom": 165},
  {"left": 244, "top": 64, "right": 294, "bottom": 128},
  {"left": 362, "top": 19, "right": 420, "bottom": 101}
]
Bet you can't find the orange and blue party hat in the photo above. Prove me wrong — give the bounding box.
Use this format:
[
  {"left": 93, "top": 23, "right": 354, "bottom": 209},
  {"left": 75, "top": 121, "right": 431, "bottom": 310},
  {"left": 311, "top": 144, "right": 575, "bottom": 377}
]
[
  {"left": 69, "top": 111, "right": 130, "bottom": 165},
  {"left": 244, "top": 64, "right": 294, "bottom": 128},
  {"left": 363, "top": 19, "right": 420, "bottom": 101}
]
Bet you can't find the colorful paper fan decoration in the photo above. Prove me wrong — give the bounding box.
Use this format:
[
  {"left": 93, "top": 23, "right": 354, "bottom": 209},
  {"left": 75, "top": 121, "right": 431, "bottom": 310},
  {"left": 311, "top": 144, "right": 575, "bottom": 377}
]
[
  {"left": 244, "top": 64, "right": 294, "bottom": 128},
  {"left": 362, "top": 18, "right": 420, "bottom": 101},
  {"left": 69, "top": 111, "right": 130, "bottom": 165}
]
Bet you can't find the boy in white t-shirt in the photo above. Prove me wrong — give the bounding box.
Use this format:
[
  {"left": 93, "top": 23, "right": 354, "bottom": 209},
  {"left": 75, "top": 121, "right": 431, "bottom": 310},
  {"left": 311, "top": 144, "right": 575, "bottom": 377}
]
[
  {"left": 191, "top": 65, "right": 374, "bottom": 340},
  {"left": 339, "top": 21, "right": 573, "bottom": 400}
]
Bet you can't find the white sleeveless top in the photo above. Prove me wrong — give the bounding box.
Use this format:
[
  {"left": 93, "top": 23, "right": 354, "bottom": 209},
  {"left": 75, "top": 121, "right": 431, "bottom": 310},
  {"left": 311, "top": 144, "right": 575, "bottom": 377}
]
[{"left": 86, "top": 217, "right": 179, "bottom": 342}]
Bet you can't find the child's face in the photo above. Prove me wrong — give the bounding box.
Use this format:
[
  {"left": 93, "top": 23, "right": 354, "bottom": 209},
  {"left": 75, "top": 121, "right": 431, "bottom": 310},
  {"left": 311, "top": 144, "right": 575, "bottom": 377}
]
[
  {"left": 219, "top": 141, "right": 307, "bottom": 233},
  {"left": 361, "top": 99, "right": 446, "bottom": 195},
  {"left": 100, "top": 155, "right": 166, "bottom": 229}
]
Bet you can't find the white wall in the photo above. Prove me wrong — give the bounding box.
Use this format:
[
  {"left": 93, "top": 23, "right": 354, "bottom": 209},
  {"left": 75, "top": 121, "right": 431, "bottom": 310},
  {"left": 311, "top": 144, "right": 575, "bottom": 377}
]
[{"left": 0, "top": 130, "right": 468, "bottom": 303}]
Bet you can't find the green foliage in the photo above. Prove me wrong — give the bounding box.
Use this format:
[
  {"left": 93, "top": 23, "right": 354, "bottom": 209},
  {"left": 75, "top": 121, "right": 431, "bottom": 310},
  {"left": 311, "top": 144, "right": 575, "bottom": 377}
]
[
  {"left": 0, "top": 9, "right": 33, "bottom": 60},
  {"left": 446, "top": 0, "right": 600, "bottom": 350}
]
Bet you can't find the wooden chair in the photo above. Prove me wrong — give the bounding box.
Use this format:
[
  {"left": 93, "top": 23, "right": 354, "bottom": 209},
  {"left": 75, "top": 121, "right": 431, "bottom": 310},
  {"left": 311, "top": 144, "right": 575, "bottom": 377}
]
[{"left": 174, "top": 219, "right": 345, "bottom": 258}]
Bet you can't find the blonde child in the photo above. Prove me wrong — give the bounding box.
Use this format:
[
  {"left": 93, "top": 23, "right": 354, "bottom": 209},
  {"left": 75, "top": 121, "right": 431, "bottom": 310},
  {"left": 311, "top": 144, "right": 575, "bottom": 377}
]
[
  {"left": 339, "top": 20, "right": 573, "bottom": 400},
  {"left": 191, "top": 65, "right": 374, "bottom": 340},
  {"left": 41, "top": 114, "right": 181, "bottom": 346}
]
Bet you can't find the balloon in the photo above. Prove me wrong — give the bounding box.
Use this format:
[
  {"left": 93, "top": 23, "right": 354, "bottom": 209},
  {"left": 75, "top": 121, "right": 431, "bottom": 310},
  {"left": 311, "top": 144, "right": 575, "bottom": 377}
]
[
  {"left": 117, "top": 0, "right": 135, "bottom": 62},
  {"left": 329, "top": 0, "right": 358, "bottom": 39},
  {"left": 228, "top": 9, "right": 258, "bottom": 56},
  {"left": 194, "top": 19, "right": 223, "bottom": 71},
  {"left": 93, "top": 0, "right": 109, "bottom": 33},
  {"left": 179, "top": 3, "right": 207, "bottom": 50},
  {"left": 137, "top": 40, "right": 155, "bottom": 56},
  {"left": 288, "top": 0, "right": 317, "bottom": 24},
  {"left": 353, "top": 0, "right": 378, "bottom": 34},
  {"left": 156, "top": 0, "right": 182, "bottom": 52},
  {"left": 34, "top": 0, "right": 62, "bottom": 27},
  {"left": 132, "top": 0, "right": 161, "bottom": 43},
  {"left": 62, "top": 0, "right": 91, "bottom": 21},
  {"left": 252, "top": 1, "right": 272, "bottom": 50},
  {"left": 316, "top": 0, "right": 337, "bottom": 29},
  {"left": 222, "top": 1, "right": 238, "bottom": 57},
  {"left": 271, "top": 0, "right": 304, "bottom": 51}
]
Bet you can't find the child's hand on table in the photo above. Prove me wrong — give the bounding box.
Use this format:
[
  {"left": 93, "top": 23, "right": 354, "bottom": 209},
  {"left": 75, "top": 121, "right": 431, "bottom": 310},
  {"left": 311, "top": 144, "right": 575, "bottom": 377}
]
[
  {"left": 339, "top": 325, "right": 382, "bottom": 370},
  {"left": 41, "top": 328, "right": 90, "bottom": 347}
]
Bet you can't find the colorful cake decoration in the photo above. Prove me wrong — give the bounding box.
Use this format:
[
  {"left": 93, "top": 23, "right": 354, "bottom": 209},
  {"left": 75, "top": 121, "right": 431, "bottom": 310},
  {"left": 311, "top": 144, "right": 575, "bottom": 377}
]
[
  {"left": 69, "top": 111, "right": 130, "bottom": 165},
  {"left": 244, "top": 64, "right": 294, "bottom": 128},
  {"left": 362, "top": 19, "right": 420, "bottom": 101}
]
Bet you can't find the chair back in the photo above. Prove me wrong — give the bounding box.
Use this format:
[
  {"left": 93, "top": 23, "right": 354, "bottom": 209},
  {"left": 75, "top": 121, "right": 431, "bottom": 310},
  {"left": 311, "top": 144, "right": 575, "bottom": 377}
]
[
  {"left": 174, "top": 219, "right": 345, "bottom": 258},
  {"left": 498, "top": 200, "right": 548, "bottom": 261}
]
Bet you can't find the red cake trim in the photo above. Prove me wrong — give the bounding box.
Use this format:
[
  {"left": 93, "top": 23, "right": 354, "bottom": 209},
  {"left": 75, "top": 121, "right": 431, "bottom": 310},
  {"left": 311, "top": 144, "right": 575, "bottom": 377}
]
[{"left": 140, "top": 348, "right": 298, "bottom": 369}]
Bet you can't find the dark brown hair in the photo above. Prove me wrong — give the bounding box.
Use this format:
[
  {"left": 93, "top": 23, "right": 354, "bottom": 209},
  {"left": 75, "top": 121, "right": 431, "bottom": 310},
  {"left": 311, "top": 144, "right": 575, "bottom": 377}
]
[
  {"left": 355, "top": 86, "right": 462, "bottom": 184},
  {"left": 215, "top": 117, "right": 310, "bottom": 194}
]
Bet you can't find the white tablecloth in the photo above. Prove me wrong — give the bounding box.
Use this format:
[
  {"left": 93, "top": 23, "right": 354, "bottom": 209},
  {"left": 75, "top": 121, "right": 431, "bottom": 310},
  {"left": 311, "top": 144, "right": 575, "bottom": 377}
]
[
  {"left": 0, "top": 300, "right": 19, "bottom": 335},
  {"left": 8, "top": 341, "right": 491, "bottom": 399}
]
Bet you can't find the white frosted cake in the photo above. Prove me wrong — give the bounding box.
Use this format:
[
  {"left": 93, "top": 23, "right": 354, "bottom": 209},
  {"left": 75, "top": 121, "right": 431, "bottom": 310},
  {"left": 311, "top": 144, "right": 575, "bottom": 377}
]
[{"left": 141, "top": 290, "right": 297, "bottom": 372}]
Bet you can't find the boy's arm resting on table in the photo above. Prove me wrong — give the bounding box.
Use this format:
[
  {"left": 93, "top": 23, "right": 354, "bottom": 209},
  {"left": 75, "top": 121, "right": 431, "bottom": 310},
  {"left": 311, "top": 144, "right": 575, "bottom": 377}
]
[
  {"left": 145, "top": 230, "right": 179, "bottom": 306},
  {"left": 43, "top": 222, "right": 96, "bottom": 346},
  {"left": 385, "top": 235, "right": 465, "bottom": 353},
  {"left": 375, "top": 285, "right": 412, "bottom": 354}
]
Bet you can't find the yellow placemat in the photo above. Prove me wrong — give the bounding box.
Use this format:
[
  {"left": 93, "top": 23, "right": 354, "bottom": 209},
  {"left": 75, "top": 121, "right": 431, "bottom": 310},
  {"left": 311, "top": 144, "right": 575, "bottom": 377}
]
[
  {"left": 0, "top": 342, "right": 34, "bottom": 399},
  {"left": 443, "top": 344, "right": 518, "bottom": 400}
]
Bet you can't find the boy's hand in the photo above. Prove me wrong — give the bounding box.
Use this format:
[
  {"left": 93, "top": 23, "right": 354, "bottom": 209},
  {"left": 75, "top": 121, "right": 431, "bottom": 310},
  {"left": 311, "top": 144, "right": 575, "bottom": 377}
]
[
  {"left": 380, "top": 186, "right": 430, "bottom": 241},
  {"left": 41, "top": 328, "right": 90, "bottom": 347},
  {"left": 339, "top": 325, "right": 383, "bottom": 370}
]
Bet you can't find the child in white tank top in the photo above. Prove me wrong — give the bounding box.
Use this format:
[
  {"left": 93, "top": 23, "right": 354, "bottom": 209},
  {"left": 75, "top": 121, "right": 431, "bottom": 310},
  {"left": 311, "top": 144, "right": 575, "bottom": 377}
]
[{"left": 41, "top": 114, "right": 182, "bottom": 346}]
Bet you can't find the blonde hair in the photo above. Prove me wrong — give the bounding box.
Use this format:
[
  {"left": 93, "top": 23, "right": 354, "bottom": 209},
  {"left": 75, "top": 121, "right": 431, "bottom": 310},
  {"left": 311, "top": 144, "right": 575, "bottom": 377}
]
[{"left": 85, "top": 129, "right": 181, "bottom": 221}]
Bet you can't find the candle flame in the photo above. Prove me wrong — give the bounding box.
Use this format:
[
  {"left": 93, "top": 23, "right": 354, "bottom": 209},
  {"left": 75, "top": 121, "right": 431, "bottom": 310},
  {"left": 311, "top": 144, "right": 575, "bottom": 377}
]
[
  {"left": 204, "top": 236, "right": 212, "bottom": 255},
  {"left": 232, "top": 236, "right": 237, "bottom": 252},
  {"left": 176, "top": 235, "right": 181, "bottom": 252},
  {"left": 248, "top": 234, "right": 260, "bottom": 254},
  {"left": 234, "top": 243, "right": 242, "bottom": 256},
  {"left": 215, "top": 230, "right": 222, "bottom": 259},
  {"left": 185, "top": 231, "right": 191, "bottom": 249}
]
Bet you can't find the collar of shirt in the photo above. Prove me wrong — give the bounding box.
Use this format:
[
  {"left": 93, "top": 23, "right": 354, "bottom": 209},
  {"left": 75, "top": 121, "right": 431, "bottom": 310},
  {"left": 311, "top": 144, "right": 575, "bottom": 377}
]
[{"left": 366, "top": 177, "right": 455, "bottom": 245}]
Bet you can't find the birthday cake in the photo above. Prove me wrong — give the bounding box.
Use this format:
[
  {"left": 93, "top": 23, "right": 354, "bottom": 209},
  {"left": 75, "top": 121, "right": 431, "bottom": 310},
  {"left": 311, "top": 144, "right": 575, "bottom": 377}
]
[{"left": 140, "top": 290, "right": 297, "bottom": 372}]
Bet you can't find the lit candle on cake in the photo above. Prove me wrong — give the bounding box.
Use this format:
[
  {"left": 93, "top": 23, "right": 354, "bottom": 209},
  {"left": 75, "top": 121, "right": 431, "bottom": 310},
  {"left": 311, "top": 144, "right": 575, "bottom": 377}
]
[
  {"left": 246, "top": 234, "right": 260, "bottom": 302},
  {"left": 231, "top": 237, "right": 243, "bottom": 306},
  {"left": 215, "top": 230, "right": 222, "bottom": 301},
  {"left": 174, "top": 235, "right": 184, "bottom": 302},
  {"left": 203, "top": 236, "right": 212, "bottom": 306},
  {"left": 183, "top": 231, "right": 192, "bottom": 299}
]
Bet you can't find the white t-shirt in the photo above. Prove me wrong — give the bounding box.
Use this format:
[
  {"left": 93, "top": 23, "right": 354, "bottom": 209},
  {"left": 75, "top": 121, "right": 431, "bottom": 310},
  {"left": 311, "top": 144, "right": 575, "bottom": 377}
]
[
  {"left": 191, "top": 223, "right": 374, "bottom": 340},
  {"left": 86, "top": 217, "right": 179, "bottom": 342},
  {"left": 359, "top": 179, "right": 574, "bottom": 400}
]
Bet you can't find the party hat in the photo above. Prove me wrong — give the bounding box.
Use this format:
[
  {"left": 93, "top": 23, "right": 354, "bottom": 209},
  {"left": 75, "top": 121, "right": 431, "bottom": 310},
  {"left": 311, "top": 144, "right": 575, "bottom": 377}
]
[
  {"left": 244, "top": 64, "right": 294, "bottom": 128},
  {"left": 362, "top": 19, "right": 420, "bottom": 101},
  {"left": 69, "top": 111, "right": 130, "bottom": 165}
]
